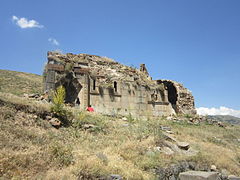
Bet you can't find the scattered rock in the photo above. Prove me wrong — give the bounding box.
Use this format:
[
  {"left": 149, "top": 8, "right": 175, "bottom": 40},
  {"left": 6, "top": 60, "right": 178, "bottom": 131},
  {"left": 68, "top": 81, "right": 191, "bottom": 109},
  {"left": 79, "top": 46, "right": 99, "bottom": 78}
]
[
  {"left": 210, "top": 165, "right": 217, "bottom": 172},
  {"left": 217, "top": 121, "right": 225, "bottom": 128},
  {"left": 179, "top": 171, "right": 219, "bottom": 180},
  {"left": 108, "top": 174, "right": 122, "bottom": 180},
  {"left": 164, "top": 141, "right": 179, "bottom": 152},
  {"left": 46, "top": 115, "right": 52, "bottom": 120},
  {"left": 41, "top": 99, "right": 49, "bottom": 103},
  {"left": 154, "top": 146, "right": 161, "bottom": 151},
  {"left": 161, "top": 126, "right": 171, "bottom": 131},
  {"left": 122, "top": 117, "right": 127, "bottom": 121},
  {"left": 49, "top": 118, "right": 61, "bottom": 127},
  {"left": 228, "top": 175, "right": 240, "bottom": 180},
  {"left": 83, "top": 124, "right": 96, "bottom": 130},
  {"left": 37, "top": 95, "right": 44, "bottom": 101},
  {"left": 220, "top": 174, "right": 229, "bottom": 180},
  {"left": 122, "top": 123, "right": 129, "bottom": 127},
  {"left": 162, "top": 132, "right": 177, "bottom": 142},
  {"left": 28, "top": 93, "right": 40, "bottom": 98},
  {"left": 161, "top": 147, "right": 174, "bottom": 155},
  {"left": 221, "top": 169, "right": 230, "bottom": 177},
  {"left": 155, "top": 161, "right": 210, "bottom": 179},
  {"left": 177, "top": 142, "right": 190, "bottom": 150},
  {"left": 166, "top": 130, "right": 174, "bottom": 134}
]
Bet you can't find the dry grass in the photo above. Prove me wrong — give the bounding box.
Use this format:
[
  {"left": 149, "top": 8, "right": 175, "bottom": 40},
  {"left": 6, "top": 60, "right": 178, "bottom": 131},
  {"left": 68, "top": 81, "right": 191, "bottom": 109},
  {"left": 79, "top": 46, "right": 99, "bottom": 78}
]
[
  {"left": 160, "top": 119, "right": 240, "bottom": 174},
  {"left": 0, "top": 69, "right": 42, "bottom": 96},
  {"left": 0, "top": 94, "right": 240, "bottom": 179}
]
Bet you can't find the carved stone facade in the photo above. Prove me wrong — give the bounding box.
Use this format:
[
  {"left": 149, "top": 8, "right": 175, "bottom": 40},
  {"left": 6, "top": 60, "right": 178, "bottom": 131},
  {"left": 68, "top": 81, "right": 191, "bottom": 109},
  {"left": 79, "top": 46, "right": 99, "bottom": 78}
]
[{"left": 43, "top": 51, "right": 196, "bottom": 118}]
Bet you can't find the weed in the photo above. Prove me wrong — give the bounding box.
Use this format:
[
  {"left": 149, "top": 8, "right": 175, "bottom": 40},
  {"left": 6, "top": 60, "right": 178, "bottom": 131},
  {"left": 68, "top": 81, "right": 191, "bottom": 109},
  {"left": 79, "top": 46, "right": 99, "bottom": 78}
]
[
  {"left": 50, "top": 142, "right": 74, "bottom": 167},
  {"left": 184, "top": 114, "right": 193, "bottom": 119},
  {"left": 51, "top": 86, "right": 72, "bottom": 126},
  {"left": 127, "top": 113, "right": 135, "bottom": 123},
  {"left": 71, "top": 112, "right": 107, "bottom": 133}
]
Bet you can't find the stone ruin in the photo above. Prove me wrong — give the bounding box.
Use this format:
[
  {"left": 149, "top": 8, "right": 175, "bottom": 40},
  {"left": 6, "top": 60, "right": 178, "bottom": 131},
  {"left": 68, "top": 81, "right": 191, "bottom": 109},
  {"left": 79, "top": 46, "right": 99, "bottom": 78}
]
[{"left": 43, "top": 51, "right": 196, "bottom": 118}]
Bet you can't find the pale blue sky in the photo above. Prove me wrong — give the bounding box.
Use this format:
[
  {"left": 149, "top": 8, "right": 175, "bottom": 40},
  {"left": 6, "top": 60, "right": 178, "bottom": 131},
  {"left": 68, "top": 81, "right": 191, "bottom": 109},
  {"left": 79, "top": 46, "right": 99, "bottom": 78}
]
[{"left": 0, "top": 0, "right": 239, "bottom": 113}]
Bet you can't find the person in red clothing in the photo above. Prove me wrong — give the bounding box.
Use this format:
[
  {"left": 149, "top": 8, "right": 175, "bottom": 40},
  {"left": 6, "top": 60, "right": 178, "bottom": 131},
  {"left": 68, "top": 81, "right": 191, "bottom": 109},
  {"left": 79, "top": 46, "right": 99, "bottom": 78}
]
[{"left": 86, "top": 105, "right": 94, "bottom": 112}]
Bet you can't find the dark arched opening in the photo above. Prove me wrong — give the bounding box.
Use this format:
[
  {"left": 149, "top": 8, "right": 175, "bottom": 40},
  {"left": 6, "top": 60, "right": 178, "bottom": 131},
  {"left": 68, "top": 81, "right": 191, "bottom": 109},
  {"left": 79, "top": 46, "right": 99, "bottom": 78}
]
[
  {"left": 57, "top": 72, "right": 82, "bottom": 104},
  {"left": 114, "top": 81, "right": 117, "bottom": 92},
  {"left": 166, "top": 83, "right": 178, "bottom": 113},
  {"left": 158, "top": 81, "right": 178, "bottom": 113},
  {"left": 93, "top": 79, "right": 96, "bottom": 90}
]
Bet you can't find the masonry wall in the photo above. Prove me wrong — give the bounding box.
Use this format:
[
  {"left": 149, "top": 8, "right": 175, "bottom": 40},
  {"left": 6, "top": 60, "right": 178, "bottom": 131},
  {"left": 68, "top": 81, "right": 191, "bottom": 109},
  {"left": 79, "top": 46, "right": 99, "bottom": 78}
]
[
  {"left": 43, "top": 51, "right": 196, "bottom": 118},
  {"left": 86, "top": 79, "right": 174, "bottom": 118}
]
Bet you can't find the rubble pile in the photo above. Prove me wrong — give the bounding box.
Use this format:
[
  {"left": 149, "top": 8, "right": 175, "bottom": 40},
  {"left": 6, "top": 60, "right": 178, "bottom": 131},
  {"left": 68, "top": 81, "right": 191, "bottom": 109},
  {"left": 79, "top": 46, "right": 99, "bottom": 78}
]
[{"left": 47, "top": 51, "right": 160, "bottom": 89}]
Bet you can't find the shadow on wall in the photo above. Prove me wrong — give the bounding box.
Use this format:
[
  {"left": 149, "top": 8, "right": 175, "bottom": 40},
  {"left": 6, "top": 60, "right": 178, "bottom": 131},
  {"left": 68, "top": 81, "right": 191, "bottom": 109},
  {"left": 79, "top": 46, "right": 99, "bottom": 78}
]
[
  {"left": 164, "top": 82, "right": 178, "bottom": 113},
  {"left": 56, "top": 72, "right": 82, "bottom": 104}
]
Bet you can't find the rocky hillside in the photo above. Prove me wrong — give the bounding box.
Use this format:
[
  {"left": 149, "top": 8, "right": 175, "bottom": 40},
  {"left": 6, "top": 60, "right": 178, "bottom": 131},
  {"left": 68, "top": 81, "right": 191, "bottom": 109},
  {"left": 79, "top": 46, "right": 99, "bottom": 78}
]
[
  {"left": 207, "top": 115, "right": 240, "bottom": 125},
  {"left": 0, "top": 69, "right": 42, "bottom": 96},
  {"left": 0, "top": 70, "right": 240, "bottom": 179}
]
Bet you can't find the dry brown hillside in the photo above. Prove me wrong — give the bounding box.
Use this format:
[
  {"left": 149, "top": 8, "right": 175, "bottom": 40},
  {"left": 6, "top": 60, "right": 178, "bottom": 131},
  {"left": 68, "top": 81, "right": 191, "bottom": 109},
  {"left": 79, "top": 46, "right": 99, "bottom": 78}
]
[
  {"left": 0, "top": 69, "right": 42, "bottom": 96},
  {"left": 0, "top": 70, "right": 240, "bottom": 179}
]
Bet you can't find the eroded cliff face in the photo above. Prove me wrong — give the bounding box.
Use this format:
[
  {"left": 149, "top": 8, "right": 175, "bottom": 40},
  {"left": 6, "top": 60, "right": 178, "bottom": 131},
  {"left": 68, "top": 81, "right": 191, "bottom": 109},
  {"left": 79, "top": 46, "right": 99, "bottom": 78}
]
[{"left": 43, "top": 51, "right": 196, "bottom": 117}]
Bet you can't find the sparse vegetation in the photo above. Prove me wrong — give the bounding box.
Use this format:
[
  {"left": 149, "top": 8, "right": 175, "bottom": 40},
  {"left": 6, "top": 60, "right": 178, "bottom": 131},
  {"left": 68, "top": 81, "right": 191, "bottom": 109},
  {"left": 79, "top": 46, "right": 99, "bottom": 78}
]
[
  {"left": 0, "top": 70, "right": 240, "bottom": 179},
  {"left": 0, "top": 69, "right": 42, "bottom": 96}
]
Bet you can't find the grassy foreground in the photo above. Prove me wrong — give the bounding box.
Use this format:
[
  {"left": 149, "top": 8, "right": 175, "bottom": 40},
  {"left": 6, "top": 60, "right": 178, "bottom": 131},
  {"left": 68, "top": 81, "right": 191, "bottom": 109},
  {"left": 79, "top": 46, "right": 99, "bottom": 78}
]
[{"left": 0, "top": 92, "right": 240, "bottom": 179}]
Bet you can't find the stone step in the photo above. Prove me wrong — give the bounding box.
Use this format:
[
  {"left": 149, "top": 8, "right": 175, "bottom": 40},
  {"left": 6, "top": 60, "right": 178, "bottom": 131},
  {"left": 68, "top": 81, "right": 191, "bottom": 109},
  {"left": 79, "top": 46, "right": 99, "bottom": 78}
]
[{"left": 179, "top": 171, "right": 219, "bottom": 180}]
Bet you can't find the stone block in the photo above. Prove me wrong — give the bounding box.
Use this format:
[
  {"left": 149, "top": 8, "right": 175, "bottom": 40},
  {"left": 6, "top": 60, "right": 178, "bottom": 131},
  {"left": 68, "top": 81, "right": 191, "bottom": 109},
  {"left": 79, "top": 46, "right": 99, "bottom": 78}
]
[
  {"left": 228, "top": 175, "right": 240, "bottom": 180},
  {"left": 179, "top": 171, "right": 219, "bottom": 180}
]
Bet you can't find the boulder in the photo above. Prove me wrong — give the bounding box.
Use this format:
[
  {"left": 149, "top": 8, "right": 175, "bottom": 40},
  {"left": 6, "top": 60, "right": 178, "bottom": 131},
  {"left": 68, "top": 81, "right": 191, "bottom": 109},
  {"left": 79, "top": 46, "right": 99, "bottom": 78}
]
[
  {"left": 46, "top": 115, "right": 52, "bottom": 120},
  {"left": 177, "top": 142, "right": 190, "bottom": 150},
  {"left": 228, "top": 175, "right": 240, "bottom": 180},
  {"left": 210, "top": 165, "right": 217, "bottom": 171},
  {"left": 179, "top": 171, "right": 219, "bottom": 180},
  {"left": 217, "top": 121, "right": 225, "bottom": 128},
  {"left": 166, "top": 130, "right": 174, "bottom": 134},
  {"left": 49, "top": 118, "right": 61, "bottom": 127},
  {"left": 162, "top": 132, "right": 177, "bottom": 142},
  {"left": 161, "top": 147, "right": 174, "bottom": 155},
  {"left": 83, "top": 124, "right": 96, "bottom": 130},
  {"left": 28, "top": 93, "right": 40, "bottom": 98},
  {"left": 122, "top": 117, "right": 127, "bottom": 121},
  {"left": 108, "top": 174, "right": 122, "bottom": 180},
  {"left": 161, "top": 126, "right": 171, "bottom": 131},
  {"left": 122, "top": 123, "right": 129, "bottom": 127}
]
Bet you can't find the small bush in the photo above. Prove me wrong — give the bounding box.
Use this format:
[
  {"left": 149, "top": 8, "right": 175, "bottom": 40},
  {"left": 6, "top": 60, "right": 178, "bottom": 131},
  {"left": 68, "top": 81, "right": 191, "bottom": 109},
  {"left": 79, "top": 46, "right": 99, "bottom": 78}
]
[
  {"left": 127, "top": 113, "right": 135, "bottom": 123},
  {"left": 51, "top": 86, "right": 72, "bottom": 126},
  {"left": 72, "top": 112, "right": 107, "bottom": 133}
]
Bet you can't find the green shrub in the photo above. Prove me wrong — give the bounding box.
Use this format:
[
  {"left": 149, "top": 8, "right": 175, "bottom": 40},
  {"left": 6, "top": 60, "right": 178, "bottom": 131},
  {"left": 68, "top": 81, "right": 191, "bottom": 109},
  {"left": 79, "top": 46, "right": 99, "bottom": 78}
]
[
  {"left": 51, "top": 86, "right": 72, "bottom": 126},
  {"left": 72, "top": 112, "right": 107, "bottom": 133},
  {"left": 127, "top": 113, "right": 135, "bottom": 123}
]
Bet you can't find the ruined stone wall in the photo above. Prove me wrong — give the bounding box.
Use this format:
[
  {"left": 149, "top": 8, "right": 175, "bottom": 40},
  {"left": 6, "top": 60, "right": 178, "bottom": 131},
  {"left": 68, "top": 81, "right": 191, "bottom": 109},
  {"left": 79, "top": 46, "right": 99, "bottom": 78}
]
[
  {"left": 43, "top": 51, "right": 196, "bottom": 117},
  {"left": 157, "top": 80, "right": 196, "bottom": 115},
  {"left": 88, "top": 80, "right": 174, "bottom": 118}
]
